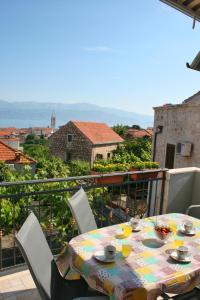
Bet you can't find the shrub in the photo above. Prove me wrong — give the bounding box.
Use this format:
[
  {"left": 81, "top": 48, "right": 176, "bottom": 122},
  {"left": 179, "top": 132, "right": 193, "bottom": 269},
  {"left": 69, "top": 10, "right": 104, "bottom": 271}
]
[
  {"left": 92, "top": 162, "right": 129, "bottom": 173},
  {"left": 68, "top": 160, "right": 90, "bottom": 176},
  {"left": 144, "top": 162, "right": 159, "bottom": 169},
  {"left": 130, "top": 161, "right": 145, "bottom": 170}
]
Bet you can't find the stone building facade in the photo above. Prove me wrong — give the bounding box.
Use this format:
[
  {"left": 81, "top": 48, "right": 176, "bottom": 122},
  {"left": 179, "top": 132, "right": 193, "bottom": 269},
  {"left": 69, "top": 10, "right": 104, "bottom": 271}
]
[
  {"left": 153, "top": 91, "right": 200, "bottom": 169},
  {"left": 49, "top": 121, "right": 123, "bottom": 165}
]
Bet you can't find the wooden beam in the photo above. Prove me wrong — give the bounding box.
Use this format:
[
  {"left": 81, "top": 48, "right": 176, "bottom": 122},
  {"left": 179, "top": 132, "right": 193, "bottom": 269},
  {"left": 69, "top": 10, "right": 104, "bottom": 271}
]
[
  {"left": 188, "top": 0, "right": 200, "bottom": 9},
  {"left": 160, "top": 0, "right": 200, "bottom": 21}
]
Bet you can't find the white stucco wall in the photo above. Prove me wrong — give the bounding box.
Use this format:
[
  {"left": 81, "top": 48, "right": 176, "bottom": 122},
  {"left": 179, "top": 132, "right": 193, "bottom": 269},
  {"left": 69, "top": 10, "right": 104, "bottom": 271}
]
[
  {"left": 91, "top": 144, "right": 119, "bottom": 164},
  {"left": 163, "top": 167, "right": 200, "bottom": 217}
]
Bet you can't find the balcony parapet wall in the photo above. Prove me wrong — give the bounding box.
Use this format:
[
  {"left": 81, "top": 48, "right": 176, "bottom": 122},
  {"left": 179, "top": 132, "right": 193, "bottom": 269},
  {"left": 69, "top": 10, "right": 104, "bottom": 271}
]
[{"left": 163, "top": 167, "right": 200, "bottom": 217}]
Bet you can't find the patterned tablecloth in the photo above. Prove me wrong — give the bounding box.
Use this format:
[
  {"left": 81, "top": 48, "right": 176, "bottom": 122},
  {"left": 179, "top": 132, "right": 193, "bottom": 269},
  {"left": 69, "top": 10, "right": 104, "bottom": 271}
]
[{"left": 69, "top": 213, "right": 200, "bottom": 300}]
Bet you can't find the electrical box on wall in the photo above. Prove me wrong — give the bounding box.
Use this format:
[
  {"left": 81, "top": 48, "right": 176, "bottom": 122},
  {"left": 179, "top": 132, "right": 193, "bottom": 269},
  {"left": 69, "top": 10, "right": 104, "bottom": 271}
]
[{"left": 176, "top": 142, "right": 192, "bottom": 157}]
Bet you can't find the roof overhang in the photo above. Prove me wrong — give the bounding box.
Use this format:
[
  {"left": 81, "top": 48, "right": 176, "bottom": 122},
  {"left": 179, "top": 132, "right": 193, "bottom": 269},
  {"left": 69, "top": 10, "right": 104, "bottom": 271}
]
[
  {"left": 186, "top": 51, "right": 200, "bottom": 71},
  {"left": 160, "top": 0, "right": 200, "bottom": 22},
  {"left": 92, "top": 141, "right": 124, "bottom": 146}
]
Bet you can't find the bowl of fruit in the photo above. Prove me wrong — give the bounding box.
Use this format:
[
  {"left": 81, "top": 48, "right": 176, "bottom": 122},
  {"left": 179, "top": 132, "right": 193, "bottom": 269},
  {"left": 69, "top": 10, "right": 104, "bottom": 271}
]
[{"left": 154, "top": 224, "right": 173, "bottom": 243}]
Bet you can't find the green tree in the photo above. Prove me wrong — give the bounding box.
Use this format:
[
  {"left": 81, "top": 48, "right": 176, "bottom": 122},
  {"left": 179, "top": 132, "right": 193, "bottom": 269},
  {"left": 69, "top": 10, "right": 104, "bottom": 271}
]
[
  {"left": 131, "top": 125, "right": 141, "bottom": 129},
  {"left": 112, "top": 124, "right": 128, "bottom": 138},
  {"left": 113, "top": 138, "right": 152, "bottom": 162},
  {"left": 25, "top": 133, "right": 37, "bottom": 144},
  {"left": 0, "top": 161, "right": 17, "bottom": 182},
  {"left": 68, "top": 160, "right": 90, "bottom": 176},
  {"left": 36, "top": 156, "right": 69, "bottom": 179},
  {"left": 23, "top": 144, "right": 50, "bottom": 161},
  {"left": 24, "top": 133, "right": 48, "bottom": 146}
]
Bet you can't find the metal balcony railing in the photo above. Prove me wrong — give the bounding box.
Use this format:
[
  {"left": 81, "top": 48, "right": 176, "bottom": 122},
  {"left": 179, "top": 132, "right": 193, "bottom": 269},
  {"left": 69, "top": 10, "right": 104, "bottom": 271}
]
[{"left": 0, "top": 169, "right": 167, "bottom": 271}]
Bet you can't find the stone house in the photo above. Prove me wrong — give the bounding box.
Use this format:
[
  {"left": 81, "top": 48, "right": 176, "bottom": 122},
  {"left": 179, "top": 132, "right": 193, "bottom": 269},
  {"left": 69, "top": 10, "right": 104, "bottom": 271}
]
[
  {"left": 49, "top": 121, "right": 124, "bottom": 165},
  {"left": 153, "top": 91, "right": 200, "bottom": 169}
]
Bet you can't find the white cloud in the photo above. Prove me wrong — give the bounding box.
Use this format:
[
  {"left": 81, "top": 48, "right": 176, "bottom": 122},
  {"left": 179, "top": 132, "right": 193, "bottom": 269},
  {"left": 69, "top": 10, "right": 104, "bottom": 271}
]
[{"left": 83, "top": 46, "right": 113, "bottom": 52}]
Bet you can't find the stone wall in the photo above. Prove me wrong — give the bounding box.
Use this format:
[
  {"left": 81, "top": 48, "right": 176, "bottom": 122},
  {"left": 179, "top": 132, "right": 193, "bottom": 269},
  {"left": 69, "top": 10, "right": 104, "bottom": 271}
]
[
  {"left": 153, "top": 102, "right": 200, "bottom": 168},
  {"left": 49, "top": 121, "right": 92, "bottom": 163}
]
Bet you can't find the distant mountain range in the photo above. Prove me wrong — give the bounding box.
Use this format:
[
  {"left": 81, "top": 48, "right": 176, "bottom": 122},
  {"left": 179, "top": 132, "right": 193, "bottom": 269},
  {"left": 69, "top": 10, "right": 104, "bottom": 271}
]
[{"left": 0, "top": 100, "right": 153, "bottom": 128}]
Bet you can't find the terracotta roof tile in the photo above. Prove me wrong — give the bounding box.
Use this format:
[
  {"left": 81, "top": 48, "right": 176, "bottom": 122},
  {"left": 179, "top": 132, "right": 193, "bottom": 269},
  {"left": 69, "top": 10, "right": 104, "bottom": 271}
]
[
  {"left": 0, "top": 138, "right": 19, "bottom": 142},
  {"left": 71, "top": 121, "right": 124, "bottom": 144},
  {"left": 0, "top": 141, "right": 36, "bottom": 164},
  {"left": 0, "top": 127, "right": 16, "bottom": 132},
  {"left": 0, "top": 131, "right": 13, "bottom": 137},
  {"left": 127, "top": 129, "right": 153, "bottom": 138}
]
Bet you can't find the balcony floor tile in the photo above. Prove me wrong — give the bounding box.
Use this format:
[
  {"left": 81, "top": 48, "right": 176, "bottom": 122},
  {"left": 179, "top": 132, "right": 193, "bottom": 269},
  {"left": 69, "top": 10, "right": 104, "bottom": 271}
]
[{"left": 0, "top": 270, "right": 39, "bottom": 300}]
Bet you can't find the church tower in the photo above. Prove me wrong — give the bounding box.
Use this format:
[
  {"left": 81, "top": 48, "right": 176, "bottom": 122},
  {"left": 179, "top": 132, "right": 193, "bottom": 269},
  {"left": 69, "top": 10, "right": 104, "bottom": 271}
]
[{"left": 51, "top": 111, "right": 56, "bottom": 130}]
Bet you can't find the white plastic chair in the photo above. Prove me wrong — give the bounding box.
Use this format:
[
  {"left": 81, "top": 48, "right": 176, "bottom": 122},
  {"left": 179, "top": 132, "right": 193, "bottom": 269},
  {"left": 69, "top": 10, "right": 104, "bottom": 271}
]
[
  {"left": 186, "top": 205, "right": 200, "bottom": 216},
  {"left": 68, "top": 187, "right": 97, "bottom": 234}
]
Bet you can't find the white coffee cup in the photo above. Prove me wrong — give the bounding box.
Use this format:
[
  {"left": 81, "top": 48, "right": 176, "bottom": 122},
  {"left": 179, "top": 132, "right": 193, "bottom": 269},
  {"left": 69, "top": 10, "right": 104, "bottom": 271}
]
[
  {"left": 177, "top": 246, "right": 188, "bottom": 260},
  {"left": 130, "top": 218, "right": 139, "bottom": 230},
  {"left": 184, "top": 221, "right": 193, "bottom": 233},
  {"left": 104, "top": 245, "right": 116, "bottom": 260}
]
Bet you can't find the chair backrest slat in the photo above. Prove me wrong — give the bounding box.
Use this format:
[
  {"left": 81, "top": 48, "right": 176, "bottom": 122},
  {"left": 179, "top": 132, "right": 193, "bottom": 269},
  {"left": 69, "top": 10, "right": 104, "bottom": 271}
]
[
  {"left": 68, "top": 188, "right": 97, "bottom": 234},
  {"left": 15, "top": 212, "right": 54, "bottom": 300}
]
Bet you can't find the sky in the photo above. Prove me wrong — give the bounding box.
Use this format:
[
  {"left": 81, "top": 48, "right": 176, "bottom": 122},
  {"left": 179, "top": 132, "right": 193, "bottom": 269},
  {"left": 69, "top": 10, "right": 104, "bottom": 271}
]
[{"left": 0, "top": 0, "right": 200, "bottom": 115}]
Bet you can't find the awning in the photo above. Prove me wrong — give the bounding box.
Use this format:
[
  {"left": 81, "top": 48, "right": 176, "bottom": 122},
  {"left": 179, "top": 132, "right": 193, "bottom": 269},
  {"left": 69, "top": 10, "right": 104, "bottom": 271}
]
[
  {"left": 160, "top": 0, "right": 200, "bottom": 21},
  {"left": 186, "top": 51, "right": 200, "bottom": 71}
]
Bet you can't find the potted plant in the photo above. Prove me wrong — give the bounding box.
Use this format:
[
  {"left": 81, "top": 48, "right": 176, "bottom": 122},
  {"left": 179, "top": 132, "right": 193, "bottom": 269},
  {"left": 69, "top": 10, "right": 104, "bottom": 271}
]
[
  {"left": 130, "top": 161, "right": 159, "bottom": 180},
  {"left": 91, "top": 162, "right": 129, "bottom": 184},
  {"left": 129, "top": 161, "right": 144, "bottom": 180}
]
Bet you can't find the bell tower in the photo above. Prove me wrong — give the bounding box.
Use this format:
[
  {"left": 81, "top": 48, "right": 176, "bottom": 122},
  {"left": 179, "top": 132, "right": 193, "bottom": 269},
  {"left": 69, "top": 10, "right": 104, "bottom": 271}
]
[{"left": 51, "top": 111, "right": 56, "bottom": 130}]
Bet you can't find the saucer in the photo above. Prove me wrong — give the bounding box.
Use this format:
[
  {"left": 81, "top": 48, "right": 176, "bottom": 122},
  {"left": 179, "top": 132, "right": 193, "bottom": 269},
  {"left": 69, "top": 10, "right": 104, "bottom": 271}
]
[
  {"left": 132, "top": 226, "right": 141, "bottom": 232},
  {"left": 180, "top": 226, "right": 196, "bottom": 236},
  {"left": 93, "top": 251, "right": 115, "bottom": 263},
  {"left": 170, "top": 250, "right": 191, "bottom": 263},
  {"left": 115, "top": 229, "right": 126, "bottom": 239}
]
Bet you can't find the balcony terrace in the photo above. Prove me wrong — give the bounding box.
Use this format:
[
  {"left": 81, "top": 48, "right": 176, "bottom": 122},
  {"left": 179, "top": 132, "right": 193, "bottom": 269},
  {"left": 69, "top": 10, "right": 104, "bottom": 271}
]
[{"left": 1, "top": 168, "right": 200, "bottom": 300}]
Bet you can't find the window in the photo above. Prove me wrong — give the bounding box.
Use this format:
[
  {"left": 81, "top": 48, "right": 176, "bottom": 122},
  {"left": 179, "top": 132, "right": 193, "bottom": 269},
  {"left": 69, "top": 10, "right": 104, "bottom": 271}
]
[
  {"left": 96, "top": 154, "right": 103, "bottom": 160},
  {"left": 107, "top": 152, "right": 111, "bottom": 159},
  {"left": 66, "top": 152, "right": 71, "bottom": 162},
  {"left": 176, "top": 143, "right": 181, "bottom": 154},
  {"left": 67, "top": 134, "right": 73, "bottom": 142}
]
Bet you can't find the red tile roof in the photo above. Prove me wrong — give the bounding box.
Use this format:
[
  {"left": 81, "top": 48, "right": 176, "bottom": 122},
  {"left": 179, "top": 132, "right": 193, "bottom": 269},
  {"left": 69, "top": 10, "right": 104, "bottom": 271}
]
[
  {"left": 71, "top": 121, "right": 124, "bottom": 145},
  {"left": 15, "top": 127, "right": 53, "bottom": 135},
  {"left": 0, "top": 138, "right": 19, "bottom": 142},
  {"left": 127, "top": 129, "right": 153, "bottom": 138},
  {"left": 0, "top": 127, "right": 16, "bottom": 132},
  {"left": 0, "top": 141, "right": 36, "bottom": 164},
  {"left": 0, "top": 131, "right": 13, "bottom": 137}
]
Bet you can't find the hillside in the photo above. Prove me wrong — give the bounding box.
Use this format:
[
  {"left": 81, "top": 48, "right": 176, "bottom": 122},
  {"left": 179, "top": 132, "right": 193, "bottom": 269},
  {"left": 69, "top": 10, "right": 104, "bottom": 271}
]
[{"left": 0, "top": 100, "right": 153, "bottom": 128}]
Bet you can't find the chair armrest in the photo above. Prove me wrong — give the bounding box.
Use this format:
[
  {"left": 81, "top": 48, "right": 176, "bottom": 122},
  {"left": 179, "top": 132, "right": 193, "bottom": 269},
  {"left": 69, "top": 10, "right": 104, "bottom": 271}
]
[{"left": 186, "top": 205, "right": 200, "bottom": 216}]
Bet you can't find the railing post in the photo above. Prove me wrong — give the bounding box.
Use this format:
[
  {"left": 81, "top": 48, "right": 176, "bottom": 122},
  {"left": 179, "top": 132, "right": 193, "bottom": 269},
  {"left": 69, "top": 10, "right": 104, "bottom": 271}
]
[{"left": 159, "top": 170, "right": 166, "bottom": 215}]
